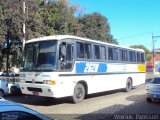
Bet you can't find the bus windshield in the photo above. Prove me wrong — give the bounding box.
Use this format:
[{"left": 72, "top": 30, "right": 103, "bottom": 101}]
[{"left": 22, "top": 40, "right": 57, "bottom": 71}]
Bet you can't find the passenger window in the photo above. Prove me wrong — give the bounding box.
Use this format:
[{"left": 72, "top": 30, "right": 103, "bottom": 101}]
[
  {"left": 100, "top": 46, "right": 106, "bottom": 60},
  {"left": 94, "top": 45, "right": 100, "bottom": 59},
  {"left": 76, "top": 42, "right": 84, "bottom": 58},
  {"left": 84, "top": 43, "right": 92, "bottom": 59},
  {"left": 137, "top": 52, "right": 141, "bottom": 62},
  {"left": 129, "top": 51, "right": 136, "bottom": 62},
  {"left": 141, "top": 53, "right": 145, "bottom": 63},
  {"left": 108, "top": 47, "right": 113, "bottom": 60},
  {"left": 132, "top": 52, "right": 136, "bottom": 62},
  {"left": 113, "top": 48, "right": 118, "bottom": 61},
  {"left": 108, "top": 47, "right": 118, "bottom": 61},
  {"left": 120, "top": 49, "right": 128, "bottom": 61}
]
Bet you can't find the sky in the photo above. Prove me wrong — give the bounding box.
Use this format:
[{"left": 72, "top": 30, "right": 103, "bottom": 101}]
[{"left": 70, "top": 0, "right": 160, "bottom": 51}]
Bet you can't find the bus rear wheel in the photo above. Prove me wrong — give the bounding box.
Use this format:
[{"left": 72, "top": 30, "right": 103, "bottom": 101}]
[
  {"left": 72, "top": 83, "right": 85, "bottom": 104},
  {"left": 124, "top": 78, "right": 132, "bottom": 92}
]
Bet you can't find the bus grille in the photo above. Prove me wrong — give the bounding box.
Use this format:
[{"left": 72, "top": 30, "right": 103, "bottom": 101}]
[
  {"left": 27, "top": 87, "right": 42, "bottom": 92},
  {"left": 26, "top": 81, "right": 43, "bottom": 84}
]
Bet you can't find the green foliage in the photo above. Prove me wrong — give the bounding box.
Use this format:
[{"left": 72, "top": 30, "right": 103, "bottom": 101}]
[
  {"left": 130, "top": 45, "right": 151, "bottom": 62},
  {"left": 0, "top": 0, "right": 117, "bottom": 69},
  {"left": 0, "top": 0, "right": 27, "bottom": 68},
  {"left": 37, "top": 0, "right": 83, "bottom": 36},
  {"left": 130, "top": 45, "right": 150, "bottom": 54},
  {"left": 78, "top": 12, "right": 118, "bottom": 44}
]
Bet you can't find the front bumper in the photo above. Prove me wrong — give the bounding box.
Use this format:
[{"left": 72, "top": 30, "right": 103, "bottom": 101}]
[
  {"left": 146, "top": 91, "right": 160, "bottom": 100},
  {"left": 19, "top": 83, "right": 56, "bottom": 97}
]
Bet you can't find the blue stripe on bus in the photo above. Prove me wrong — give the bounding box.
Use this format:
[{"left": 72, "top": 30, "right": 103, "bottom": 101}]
[{"left": 76, "top": 62, "right": 107, "bottom": 74}]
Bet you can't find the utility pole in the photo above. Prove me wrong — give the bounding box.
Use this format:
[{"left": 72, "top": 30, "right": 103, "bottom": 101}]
[
  {"left": 22, "top": 1, "right": 26, "bottom": 50},
  {"left": 6, "top": 31, "right": 10, "bottom": 77},
  {"left": 152, "top": 33, "right": 160, "bottom": 74}
]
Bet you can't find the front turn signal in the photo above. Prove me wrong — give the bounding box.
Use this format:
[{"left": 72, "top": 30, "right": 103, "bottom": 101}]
[{"left": 49, "top": 80, "right": 56, "bottom": 85}]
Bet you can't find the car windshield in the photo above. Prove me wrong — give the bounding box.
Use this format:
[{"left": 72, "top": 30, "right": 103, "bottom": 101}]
[
  {"left": 150, "top": 77, "right": 160, "bottom": 84},
  {"left": 22, "top": 40, "right": 58, "bottom": 71}
]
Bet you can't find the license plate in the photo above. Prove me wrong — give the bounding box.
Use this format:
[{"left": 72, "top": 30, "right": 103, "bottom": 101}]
[{"left": 33, "top": 91, "right": 39, "bottom": 96}]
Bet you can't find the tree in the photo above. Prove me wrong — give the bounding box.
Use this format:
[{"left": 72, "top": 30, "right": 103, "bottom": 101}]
[
  {"left": 78, "top": 12, "right": 118, "bottom": 44},
  {"left": 130, "top": 45, "right": 151, "bottom": 61},
  {"left": 0, "top": 0, "right": 83, "bottom": 69},
  {"left": 0, "top": 0, "right": 29, "bottom": 69},
  {"left": 0, "top": 0, "right": 119, "bottom": 70},
  {"left": 37, "top": 0, "right": 83, "bottom": 36}
]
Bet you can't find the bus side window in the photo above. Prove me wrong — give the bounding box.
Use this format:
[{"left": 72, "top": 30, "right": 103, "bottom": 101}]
[
  {"left": 94, "top": 45, "right": 100, "bottom": 59},
  {"left": 120, "top": 49, "right": 128, "bottom": 61},
  {"left": 59, "top": 42, "right": 66, "bottom": 69},
  {"left": 108, "top": 47, "right": 113, "bottom": 60},
  {"left": 113, "top": 48, "right": 118, "bottom": 61},
  {"left": 137, "top": 52, "right": 141, "bottom": 62},
  {"left": 59, "top": 42, "right": 73, "bottom": 70},
  {"left": 100, "top": 46, "right": 106, "bottom": 60},
  {"left": 141, "top": 53, "right": 145, "bottom": 63},
  {"left": 76, "top": 42, "right": 84, "bottom": 58},
  {"left": 84, "top": 43, "right": 92, "bottom": 59},
  {"left": 65, "top": 44, "right": 73, "bottom": 69},
  {"left": 59, "top": 43, "right": 66, "bottom": 62},
  {"left": 129, "top": 51, "right": 136, "bottom": 62}
]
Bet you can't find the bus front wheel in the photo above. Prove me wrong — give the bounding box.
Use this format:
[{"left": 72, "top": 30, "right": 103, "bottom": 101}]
[
  {"left": 124, "top": 78, "right": 132, "bottom": 92},
  {"left": 72, "top": 83, "right": 85, "bottom": 104}
]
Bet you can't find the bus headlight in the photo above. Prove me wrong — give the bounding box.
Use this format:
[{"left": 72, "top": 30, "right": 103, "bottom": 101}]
[
  {"left": 43, "top": 80, "right": 56, "bottom": 85},
  {"left": 43, "top": 80, "right": 49, "bottom": 84}
]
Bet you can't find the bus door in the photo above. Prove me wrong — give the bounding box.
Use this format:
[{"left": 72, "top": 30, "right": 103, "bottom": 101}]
[{"left": 59, "top": 41, "right": 74, "bottom": 71}]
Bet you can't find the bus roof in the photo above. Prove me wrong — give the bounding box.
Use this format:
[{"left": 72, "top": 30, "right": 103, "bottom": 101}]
[{"left": 26, "top": 35, "right": 144, "bottom": 52}]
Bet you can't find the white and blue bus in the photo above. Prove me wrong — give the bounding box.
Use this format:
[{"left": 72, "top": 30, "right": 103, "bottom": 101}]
[{"left": 19, "top": 35, "right": 146, "bottom": 103}]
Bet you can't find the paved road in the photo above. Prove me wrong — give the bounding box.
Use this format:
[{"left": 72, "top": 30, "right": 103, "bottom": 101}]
[
  {"left": 5, "top": 82, "right": 160, "bottom": 120},
  {"left": 4, "top": 74, "right": 160, "bottom": 120}
]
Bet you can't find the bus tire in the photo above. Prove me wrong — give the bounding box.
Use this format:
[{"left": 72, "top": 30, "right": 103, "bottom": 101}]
[
  {"left": 124, "top": 78, "right": 132, "bottom": 92},
  {"left": 72, "top": 83, "right": 85, "bottom": 104},
  {"left": 0, "top": 90, "right": 4, "bottom": 98}
]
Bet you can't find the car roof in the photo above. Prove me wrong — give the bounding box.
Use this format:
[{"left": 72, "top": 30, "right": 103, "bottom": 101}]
[
  {"left": 0, "top": 98, "right": 17, "bottom": 106},
  {"left": 0, "top": 98, "right": 50, "bottom": 120},
  {"left": 0, "top": 98, "right": 32, "bottom": 112}
]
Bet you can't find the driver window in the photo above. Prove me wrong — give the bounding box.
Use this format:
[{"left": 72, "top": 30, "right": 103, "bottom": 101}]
[
  {"left": 59, "top": 42, "right": 66, "bottom": 62},
  {"left": 59, "top": 42, "right": 73, "bottom": 70}
]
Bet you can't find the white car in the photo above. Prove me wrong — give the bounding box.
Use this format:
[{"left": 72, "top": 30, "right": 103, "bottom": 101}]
[
  {"left": 146, "top": 76, "right": 160, "bottom": 102},
  {"left": 0, "top": 98, "right": 53, "bottom": 120},
  {"left": 0, "top": 71, "right": 3, "bottom": 76},
  {"left": 0, "top": 79, "right": 9, "bottom": 97}
]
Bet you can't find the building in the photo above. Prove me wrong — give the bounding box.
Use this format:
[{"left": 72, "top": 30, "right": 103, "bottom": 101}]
[{"left": 147, "top": 49, "right": 160, "bottom": 73}]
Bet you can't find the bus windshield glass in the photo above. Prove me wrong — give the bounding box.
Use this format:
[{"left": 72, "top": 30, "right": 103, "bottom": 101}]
[{"left": 22, "top": 40, "right": 57, "bottom": 71}]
